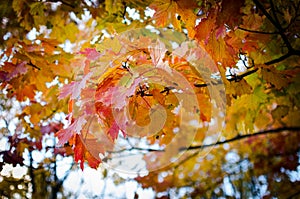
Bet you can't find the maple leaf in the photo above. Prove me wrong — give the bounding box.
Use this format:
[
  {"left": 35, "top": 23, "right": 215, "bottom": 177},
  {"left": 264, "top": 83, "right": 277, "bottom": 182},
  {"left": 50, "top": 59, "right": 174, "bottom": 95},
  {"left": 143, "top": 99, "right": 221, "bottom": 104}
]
[
  {"left": 58, "top": 72, "right": 93, "bottom": 100},
  {"left": 56, "top": 116, "right": 86, "bottom": 146},
  {"left": 95, "top": 86, "right": 117, "bottom": 107},
  {"left": 5, "top": 61, "right": 28, "bottom": 81},
  {"left": 195, "top": 12, "right": 217, "bottom": 44},
  {"left": 107, "top": 121, "right": 121, "bottom": 141},
  {"left": 150, "top": 1, "right": 178, "bottom": 29},
  {"left": 148, "top": 39, "right": 167, "bottom": 66},
  {"left": 95, "top": 102, "right": 127, "bottom": 141},
  {"left": 79, "top": 48, "right": 102, "bottom": 60},
  {"left": 204, "top": 30, "right": 236, "bottom": 66},
  {"left": 1, "top": 150, "right": 24, "bottom": 167},
  {"left": 16, "top": 84, "right": 36, "bottom": 101},
  {"left": 95, "top": 101, "right": 113, "bottom": 123},
  {"left": 73, "top": 134, "right": 102, "bottom": 170},
  {"left": 94, "top": 69, "right": 125, "bottom": 107},
  {"left": 150, "top": 0, "right": 198, "bottom": 37},
  {"left": 111, "top": 76, "right": 142, "bottom": 109},
  {"left": 217, "top": 0, "right": 245, "bottom": 28},
  {"left": 40, "top": 122, "right": 64, "bottom": 135},
  {"left": 73, "top": 134, "right": 85, "bottom": 170},
  {"left": 261, "top": 66, "right": 289, "bottom": 89}
]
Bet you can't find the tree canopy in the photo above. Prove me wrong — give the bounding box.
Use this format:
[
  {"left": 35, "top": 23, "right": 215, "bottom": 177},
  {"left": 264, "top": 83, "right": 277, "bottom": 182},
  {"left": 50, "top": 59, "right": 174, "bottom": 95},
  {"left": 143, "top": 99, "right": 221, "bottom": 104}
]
[{"left": 0, "top": 0, "right": 300, "bottom": 198}]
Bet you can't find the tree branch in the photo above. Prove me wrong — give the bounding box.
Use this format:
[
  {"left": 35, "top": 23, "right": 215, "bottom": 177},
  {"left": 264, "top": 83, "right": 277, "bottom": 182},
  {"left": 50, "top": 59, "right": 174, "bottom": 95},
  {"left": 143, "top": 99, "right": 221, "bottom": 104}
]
[
  {"left": 253, "top": 0, "right": 293, "bottom": 51},
  {"left": 238, "top": 26, "right": 279, "bottom": 34},
  {"left": 226, "top": 68, "right": 259, "bottom": 82},
  {"left": 288, "top": 190, "right": 300, "bottom": 199},
  {"left": 269, "top": 0, "right": 282, "bottom": 30},
  {"left": 194, "top": 79, "right": 223, "bottom": 87},
  {"left": 284, "top": 1, "right": 300, "bottom": 31},
  {"left": 194, "top": 83, "right": 209, "bottom": 87},
  {"left": 181, "top": 126, "right": 300, "bottom": 151},
  {"left": 107, "top": 146, "right": 163, "bottom": 154},
  {"left": 251, "top": 0, "right": 300, "bottom": 65},
  {"left": 108, "top": 127, "right": 300, "bottom": 155},
  {"left": 265, "top": 52, "right": 293, "bottom": 65},
  {"left": 265, "top": 49, "right": 300, "bottom": 65},
  {"left": 28, "top": 151, "right": 36, "bottom": 195}
]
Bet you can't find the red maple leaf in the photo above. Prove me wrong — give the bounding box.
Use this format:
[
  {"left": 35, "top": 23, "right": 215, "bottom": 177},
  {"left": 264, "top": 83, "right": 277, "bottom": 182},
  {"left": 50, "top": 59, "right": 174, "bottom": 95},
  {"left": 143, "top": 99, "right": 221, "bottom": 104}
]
[
  {"left": 6, "top": 61, "right": 28, "bottom": 81},
  {"left": 56, "top": 115, "right": 86, "bottom": 145},
  {"left": 107, "top": 121, "right": 121, "bottom": 141},
  {"left": 79, "top": 48, "right": 102, "bottom": 60},
  {"left": 73, "top": 134, "right": 102, "bottom": 170},
  {"left": 58, "top": 72, "right": 93, "bottom": 99}
]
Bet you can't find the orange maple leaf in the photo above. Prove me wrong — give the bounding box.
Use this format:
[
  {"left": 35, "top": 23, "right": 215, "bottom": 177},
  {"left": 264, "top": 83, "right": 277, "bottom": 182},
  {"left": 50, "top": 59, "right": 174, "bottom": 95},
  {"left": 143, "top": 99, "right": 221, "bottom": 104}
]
[
  {"left": 73, "top": 134, "right": 102, "bottom": 170},
  {"left": 150, "top": 0, "right": 198, "bottom": 37}
]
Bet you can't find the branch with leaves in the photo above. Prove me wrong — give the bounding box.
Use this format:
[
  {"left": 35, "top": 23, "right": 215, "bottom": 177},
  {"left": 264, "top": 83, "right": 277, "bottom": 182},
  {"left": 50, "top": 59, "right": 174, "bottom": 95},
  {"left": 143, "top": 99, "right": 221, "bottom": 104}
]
[
  {"left": 104, "top": 126, "right": 300, "bottom": 155},
  {"left": 252, "top": 0, "right": 300, "bottom": 65},
  {"left": 182, "top": 126, "right": 300, "bottom": 151}
]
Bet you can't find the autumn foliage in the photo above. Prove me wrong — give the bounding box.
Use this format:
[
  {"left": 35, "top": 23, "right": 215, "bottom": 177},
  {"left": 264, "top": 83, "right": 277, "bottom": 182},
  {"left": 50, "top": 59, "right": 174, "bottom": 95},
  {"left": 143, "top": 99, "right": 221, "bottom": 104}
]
[{"left": 0, "top": 0, "right": 300, "bottom": 198}]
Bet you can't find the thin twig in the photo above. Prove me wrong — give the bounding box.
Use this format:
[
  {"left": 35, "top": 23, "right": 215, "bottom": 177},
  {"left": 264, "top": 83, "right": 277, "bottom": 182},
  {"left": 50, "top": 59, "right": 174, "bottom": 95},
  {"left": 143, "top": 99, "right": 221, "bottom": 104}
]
[
  {"left": 107, "top": 127, "right": 300, "bottom": 156},
  {"left": 252, "top": 0, "right": 300, "bottom": 65},
  {"left": 27, "top": 61, "right": 41, "bottom": 70},
  {"left": 238, "top": 26, "right": 279, "bottom": 34},
  {"left": 253, "top": 0, "right": 293, "bottom": 51},
  {"left": 181, "top": 126, "right": 300, "bottom": 151},
  {"left": 194, "top": 79, "right": 223, "bottom": 87},
  {"left": 265, "top": 49, "right": 300, "bottom": 65}
]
